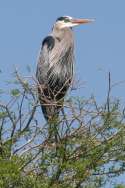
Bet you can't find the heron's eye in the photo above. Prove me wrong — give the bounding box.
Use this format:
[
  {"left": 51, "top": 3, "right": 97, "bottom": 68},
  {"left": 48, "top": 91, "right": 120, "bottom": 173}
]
[{"left": 64, "top": 18, "right": 70, "bottom": 23}]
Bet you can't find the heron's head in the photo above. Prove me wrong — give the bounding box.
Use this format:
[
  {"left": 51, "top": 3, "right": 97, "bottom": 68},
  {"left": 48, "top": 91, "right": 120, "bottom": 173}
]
[{"left": 55, "top": 16, "right": 94, "bottom": 29}]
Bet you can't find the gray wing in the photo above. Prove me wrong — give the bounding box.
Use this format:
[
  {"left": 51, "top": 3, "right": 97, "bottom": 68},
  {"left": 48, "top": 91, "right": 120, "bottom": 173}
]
[
  {"left": 36, "top": 35, "right": 55, "bottom": 86},
  {"left": 36, "top": 35, "right": 63, "bottom": 121}
]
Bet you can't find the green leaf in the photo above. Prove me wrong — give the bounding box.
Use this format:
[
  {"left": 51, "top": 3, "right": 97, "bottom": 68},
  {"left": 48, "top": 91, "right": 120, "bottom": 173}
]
[
  {"left": 0, "top": 112, "right": 8, "bottom": 119},
  {"left": 11, "top": 89, "right": 20, "bottom": 97}
]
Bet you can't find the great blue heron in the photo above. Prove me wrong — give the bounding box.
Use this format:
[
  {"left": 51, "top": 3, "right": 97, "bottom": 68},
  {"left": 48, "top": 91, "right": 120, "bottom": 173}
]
[{"left": 36, "top": 16, "right": 93, "bottom": 122}]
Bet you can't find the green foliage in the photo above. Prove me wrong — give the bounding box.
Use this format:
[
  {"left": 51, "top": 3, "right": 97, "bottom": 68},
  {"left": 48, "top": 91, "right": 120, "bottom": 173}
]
[
  {"left": 0, "top": 156, "right": 48, "bottom": 188},
  {"left": 115, "top": 185, "right": 125, "bottom": 188},
  {"left": 0, "top": 156, "right": 22, "bottom": 188},
  {"left": 0, "top": 72, "right": 125, "bottom": 187},
  {"left": 0, "top": 112, "right": 8, "bottom": 119},
  {"left": 11, "top": 89, "right": 20, "bottom": 97}
]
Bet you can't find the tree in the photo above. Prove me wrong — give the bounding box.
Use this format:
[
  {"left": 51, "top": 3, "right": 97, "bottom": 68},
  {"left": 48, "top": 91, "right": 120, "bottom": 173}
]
[{"left": 0, "top": 70, "right": 125, "bottom": 188}]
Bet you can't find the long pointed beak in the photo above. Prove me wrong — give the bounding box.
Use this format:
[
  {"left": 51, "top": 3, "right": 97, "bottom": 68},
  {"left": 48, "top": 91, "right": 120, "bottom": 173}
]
[{"left": 71, "top": 18, "right": 95, "bottom": 25}]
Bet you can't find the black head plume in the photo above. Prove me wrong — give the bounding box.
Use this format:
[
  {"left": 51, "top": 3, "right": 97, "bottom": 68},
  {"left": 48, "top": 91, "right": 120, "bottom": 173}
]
[{"left": 56, "top": 16, "right": 72, "bottom": 23}]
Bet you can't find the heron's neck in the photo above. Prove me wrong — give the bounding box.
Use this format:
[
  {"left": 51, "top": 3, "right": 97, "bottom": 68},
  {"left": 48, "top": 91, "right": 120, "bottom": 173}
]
[{"left": 52, "top": 27, "right": 74, "bottom": 44}]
